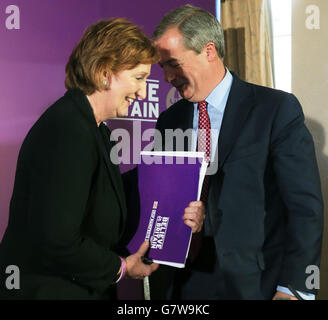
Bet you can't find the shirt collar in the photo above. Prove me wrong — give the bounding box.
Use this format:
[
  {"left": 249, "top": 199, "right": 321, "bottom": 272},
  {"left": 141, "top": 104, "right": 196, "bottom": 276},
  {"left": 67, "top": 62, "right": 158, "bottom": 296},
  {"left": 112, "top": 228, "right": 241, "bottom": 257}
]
[{"left": 195, "top": 68, "right": 233, "bottom": 113}]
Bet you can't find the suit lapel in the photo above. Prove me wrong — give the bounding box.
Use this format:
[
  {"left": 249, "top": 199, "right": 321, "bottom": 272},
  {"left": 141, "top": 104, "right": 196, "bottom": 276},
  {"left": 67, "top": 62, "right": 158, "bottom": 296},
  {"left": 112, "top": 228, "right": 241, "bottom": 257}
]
[
  {"left": 179, "top": 100, "right": 194, "bottom": 131},
  {"left": 216, "top": 75, "right": 255, "bottom": 166},
  {"left": 66, "top": 90, "right": 127, "bottom": 229},
  {"left": 175, "top": 100, "right": 194, "bottom": 151},
  {"left": 97, "top": 124, "right": 127, "bottom": 228}
]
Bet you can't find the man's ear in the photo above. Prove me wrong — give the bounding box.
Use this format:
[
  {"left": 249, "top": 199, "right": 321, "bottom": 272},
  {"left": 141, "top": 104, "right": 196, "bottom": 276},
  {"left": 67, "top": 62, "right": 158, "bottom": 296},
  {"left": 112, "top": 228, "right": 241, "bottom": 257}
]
[{"left": 204, "top": 42, "right": 218, "bottom": 62}]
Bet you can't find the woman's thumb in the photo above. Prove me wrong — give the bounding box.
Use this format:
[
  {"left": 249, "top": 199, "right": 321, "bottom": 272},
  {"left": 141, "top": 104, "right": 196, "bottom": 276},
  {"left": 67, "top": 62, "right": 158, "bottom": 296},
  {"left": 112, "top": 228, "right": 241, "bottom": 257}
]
[{"left": 137, "top": 240, "right": 150, "bottom": 256}]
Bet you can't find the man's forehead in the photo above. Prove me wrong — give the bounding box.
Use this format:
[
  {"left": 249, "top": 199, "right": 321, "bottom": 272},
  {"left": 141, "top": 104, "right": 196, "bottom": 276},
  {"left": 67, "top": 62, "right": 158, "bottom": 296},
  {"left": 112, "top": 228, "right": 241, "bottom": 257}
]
[
  {"left": 155, "top": 27, "right": 184, "bottom": 49},
  {"left": 155, "top": 33, "right": 186, "bottom": 64}
]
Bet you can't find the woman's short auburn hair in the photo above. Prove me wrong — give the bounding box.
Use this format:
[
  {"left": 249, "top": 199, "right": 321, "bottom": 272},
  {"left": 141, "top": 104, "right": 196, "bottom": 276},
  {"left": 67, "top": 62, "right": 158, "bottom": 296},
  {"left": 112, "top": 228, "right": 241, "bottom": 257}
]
[{"left": 65, "top": 18, "right": 159, "bottom": 95}]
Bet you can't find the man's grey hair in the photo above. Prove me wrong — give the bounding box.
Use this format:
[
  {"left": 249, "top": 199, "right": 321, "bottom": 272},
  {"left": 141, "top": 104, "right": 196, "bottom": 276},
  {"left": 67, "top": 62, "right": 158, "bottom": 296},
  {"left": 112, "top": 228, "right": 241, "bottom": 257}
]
[{"left": 152, "top": 4, "right": 225, "bottom": 59}]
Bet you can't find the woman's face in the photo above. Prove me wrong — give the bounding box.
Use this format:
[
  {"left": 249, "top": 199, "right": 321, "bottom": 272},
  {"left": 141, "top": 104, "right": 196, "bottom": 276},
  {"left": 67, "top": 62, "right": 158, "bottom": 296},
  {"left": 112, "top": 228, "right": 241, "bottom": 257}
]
[{"left": 107, "top": 64, "right": 151, "bottom": 118}]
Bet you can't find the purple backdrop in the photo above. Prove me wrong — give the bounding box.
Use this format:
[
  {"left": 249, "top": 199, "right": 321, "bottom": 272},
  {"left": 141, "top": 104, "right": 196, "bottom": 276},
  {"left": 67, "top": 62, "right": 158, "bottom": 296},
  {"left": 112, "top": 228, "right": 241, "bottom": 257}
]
[{"left": 0, "top": 0, "right": 216, "bottom": 298}]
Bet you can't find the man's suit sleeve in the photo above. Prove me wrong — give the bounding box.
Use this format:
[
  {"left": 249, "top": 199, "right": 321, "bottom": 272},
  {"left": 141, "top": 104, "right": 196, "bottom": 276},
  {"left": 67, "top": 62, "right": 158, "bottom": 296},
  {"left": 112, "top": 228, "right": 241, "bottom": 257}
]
[
  {"left": 26, "top": 118, "right": 121, "bottom": 293},
  {"left": 270, "top": 93, "right": 324, "bottom": 294}
]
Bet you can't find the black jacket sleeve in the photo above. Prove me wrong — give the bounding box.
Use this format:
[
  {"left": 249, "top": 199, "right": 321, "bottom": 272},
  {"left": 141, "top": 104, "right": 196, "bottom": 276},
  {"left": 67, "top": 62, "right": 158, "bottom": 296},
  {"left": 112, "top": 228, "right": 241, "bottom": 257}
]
[
  {"left": 23, "top": 115, "right": 121, "bottom": 293},
  {"left": 270, "top": 93, "right": 324, "bottom": 293}
]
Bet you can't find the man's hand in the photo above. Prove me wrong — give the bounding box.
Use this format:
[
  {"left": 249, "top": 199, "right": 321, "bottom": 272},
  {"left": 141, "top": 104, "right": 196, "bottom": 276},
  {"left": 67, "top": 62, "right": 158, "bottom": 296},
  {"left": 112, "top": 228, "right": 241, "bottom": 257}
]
[
  {"left": 183, "top": 201, "right": 205, "bottom": 233},
  {"left": 125, "top": 241, "right": 159, "bottom": 279},
  {"left": 273, "top": 291, "right": 298, "bottom": 300}
]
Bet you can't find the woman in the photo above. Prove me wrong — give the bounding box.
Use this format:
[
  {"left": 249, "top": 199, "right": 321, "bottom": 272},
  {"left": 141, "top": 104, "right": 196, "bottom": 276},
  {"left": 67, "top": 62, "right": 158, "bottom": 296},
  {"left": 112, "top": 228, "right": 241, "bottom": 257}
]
[{"left": 0, "top": 18, "right": 159, "bottom": 299}]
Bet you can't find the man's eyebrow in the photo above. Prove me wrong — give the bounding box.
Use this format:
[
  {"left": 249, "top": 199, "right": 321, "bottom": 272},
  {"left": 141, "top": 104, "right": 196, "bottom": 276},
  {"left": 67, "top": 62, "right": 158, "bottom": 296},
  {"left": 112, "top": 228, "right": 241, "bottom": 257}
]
[{"left": 159, "top": 58, "right": 178, "bottom": 68}]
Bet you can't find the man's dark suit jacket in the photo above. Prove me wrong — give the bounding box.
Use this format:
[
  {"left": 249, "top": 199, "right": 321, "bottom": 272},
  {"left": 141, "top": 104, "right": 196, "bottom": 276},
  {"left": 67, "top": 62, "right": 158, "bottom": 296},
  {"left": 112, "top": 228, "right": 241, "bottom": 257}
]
[
  {"left": 152, "top": 74, "right": 324, "bottom": 299},
  {"left": 0, "top": 89, "right": 127, "bottom": 299}
]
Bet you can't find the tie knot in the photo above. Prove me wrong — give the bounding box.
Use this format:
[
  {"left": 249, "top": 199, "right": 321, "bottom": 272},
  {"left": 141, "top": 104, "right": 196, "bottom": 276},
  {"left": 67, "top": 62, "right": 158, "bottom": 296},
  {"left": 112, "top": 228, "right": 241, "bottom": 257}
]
[{"left": 198, "top": 101, "right": 207, "bottom": 112}]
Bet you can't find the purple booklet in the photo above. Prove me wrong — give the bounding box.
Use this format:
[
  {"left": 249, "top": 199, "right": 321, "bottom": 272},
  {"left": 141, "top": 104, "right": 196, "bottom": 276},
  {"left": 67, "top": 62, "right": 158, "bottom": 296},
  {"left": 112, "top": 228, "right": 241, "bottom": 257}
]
[{"left": 127, "top": 151, "right": 206, "bottom": 268}]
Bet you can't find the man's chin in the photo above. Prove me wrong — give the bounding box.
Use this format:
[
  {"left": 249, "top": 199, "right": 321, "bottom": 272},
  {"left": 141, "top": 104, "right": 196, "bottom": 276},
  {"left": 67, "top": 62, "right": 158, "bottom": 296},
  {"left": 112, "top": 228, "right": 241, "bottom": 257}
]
[
  {"left": 181, "top": 92, "right": 196, "bottom": 102},
  {"left": 178, "top": 88, "right": 193, "bottom": 101},
  {"left": 180, "top": 90, "right": 203, "bottom": 103}
]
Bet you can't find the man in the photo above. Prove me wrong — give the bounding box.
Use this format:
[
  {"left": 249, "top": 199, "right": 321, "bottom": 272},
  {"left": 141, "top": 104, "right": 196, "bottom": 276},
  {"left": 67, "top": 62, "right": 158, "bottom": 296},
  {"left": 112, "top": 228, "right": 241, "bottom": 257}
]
[{"left": 150, "top": 5, "right": 323, "bottom": 300}]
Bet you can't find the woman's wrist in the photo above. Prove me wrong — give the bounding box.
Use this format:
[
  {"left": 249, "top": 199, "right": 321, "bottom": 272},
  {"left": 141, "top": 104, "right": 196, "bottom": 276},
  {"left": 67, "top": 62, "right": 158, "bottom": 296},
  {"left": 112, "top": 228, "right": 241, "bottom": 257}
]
[{"left": 115, "top": 256, "right": 127, "bottom": 283}]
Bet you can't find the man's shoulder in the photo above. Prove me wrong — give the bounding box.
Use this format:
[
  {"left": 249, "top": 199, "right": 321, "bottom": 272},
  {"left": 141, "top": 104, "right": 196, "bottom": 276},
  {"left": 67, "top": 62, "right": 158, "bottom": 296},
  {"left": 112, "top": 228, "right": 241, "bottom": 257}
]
[
  {"left": 236, "top": 76, "right": 294, "bottom": 104},
  {"left": 163, "top": 98, "right": 192, "bottom": 114},
  {"left": 236, "top": 77, "right": 304, "bottom": 123},
  {"left": 157, "top": 98, "right": 192, "bottom": 123}
]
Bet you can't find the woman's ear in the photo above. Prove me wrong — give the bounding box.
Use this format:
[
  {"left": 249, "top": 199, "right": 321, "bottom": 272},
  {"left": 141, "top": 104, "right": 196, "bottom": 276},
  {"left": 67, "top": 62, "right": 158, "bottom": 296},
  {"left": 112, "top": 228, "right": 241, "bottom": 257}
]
[{"left": 102, "top": 70, "right": 111, "bottom": 89}]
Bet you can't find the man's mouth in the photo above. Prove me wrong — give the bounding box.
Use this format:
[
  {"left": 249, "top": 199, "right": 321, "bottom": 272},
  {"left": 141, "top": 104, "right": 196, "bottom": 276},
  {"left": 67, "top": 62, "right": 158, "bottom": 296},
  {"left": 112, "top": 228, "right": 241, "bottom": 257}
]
[
  {"left": 173, "top": 81, "right": 188, "bottom": 91},
  {"left": 176, "top": 84, "right": 188, "bottom": 95}
]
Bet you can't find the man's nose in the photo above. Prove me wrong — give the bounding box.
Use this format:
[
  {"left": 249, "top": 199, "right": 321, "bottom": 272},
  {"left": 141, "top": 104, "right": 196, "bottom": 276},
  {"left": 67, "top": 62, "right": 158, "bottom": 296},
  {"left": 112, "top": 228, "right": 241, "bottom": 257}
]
[{"left": 164, "top": 68, "right": 176, "bottom": 83}]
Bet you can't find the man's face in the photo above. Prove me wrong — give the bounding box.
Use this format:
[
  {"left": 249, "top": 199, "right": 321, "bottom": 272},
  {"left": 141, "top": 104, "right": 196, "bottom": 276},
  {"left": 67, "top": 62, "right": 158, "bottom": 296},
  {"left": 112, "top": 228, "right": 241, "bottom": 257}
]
[{"left": 154, "top": 27, "right": 209, "bottom": 102}]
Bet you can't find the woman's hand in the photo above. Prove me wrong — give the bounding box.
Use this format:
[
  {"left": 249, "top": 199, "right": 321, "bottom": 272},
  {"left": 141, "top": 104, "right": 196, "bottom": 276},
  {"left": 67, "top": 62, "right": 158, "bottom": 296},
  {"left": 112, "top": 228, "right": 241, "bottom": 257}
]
[{"left": 125, "top": 241, "right": 159, "bottom": 279}]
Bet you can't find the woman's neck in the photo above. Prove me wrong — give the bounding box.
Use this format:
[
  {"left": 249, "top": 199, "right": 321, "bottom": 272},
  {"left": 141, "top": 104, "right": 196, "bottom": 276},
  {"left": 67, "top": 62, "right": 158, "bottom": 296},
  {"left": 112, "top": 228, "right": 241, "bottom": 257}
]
[{"left": 86, "top": 91, "right": 107, "bottom": 127}]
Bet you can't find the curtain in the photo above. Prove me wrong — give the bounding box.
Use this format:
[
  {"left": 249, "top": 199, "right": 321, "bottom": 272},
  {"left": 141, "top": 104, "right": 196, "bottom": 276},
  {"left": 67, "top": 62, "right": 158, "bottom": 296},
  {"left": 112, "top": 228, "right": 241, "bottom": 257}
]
[{"left": 221, "top": 0, "right": 275, "bottom": 87}]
